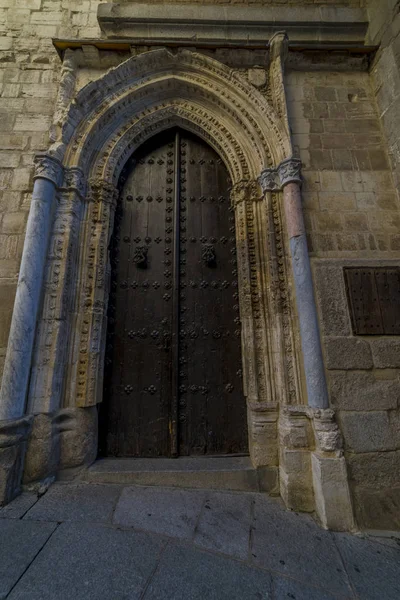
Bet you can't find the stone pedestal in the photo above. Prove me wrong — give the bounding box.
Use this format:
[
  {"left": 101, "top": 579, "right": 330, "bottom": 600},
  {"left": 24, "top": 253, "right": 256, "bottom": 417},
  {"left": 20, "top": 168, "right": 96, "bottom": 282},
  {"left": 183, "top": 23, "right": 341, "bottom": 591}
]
[
  {"left": 312, "top": 453, "right": 355, "bottom": 531},
  {"left": 0, "top": 416, "right": 32, "bottom": 505}
]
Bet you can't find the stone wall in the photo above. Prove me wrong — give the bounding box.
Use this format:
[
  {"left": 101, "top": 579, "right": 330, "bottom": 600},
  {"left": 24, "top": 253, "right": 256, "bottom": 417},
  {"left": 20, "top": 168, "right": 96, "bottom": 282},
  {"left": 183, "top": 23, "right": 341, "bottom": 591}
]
[
  {"left": 287, "top": 67, "right": 400, "bottom": 529},
  {"left": 0, "top": 1, "right": 102, "bottom": 379}
]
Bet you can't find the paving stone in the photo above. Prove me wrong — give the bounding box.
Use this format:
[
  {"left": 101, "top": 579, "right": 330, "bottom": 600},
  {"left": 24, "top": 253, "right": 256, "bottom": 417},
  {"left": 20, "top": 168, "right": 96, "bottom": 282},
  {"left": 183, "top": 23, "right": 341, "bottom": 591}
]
[
  {"left": 272, "top": 574, "right": 340, "bottom": 600},
  {"left": 7, "top": 522, "right": 164, "bottom": 600},
  {"left": 143, "top": 540, "right": 273, "bottom": 600},
  {"left": 0, "top": 519, "right": 56, "bottom": 599},
  {"left": 194, "top": 491, "right": 252, "bottom": 559},
  {"left": 23, "top": 484, "right": 121, "bottom": 523},
  {"left": 334, "top": 532, "right": 400, "bottom": 600},
  {"left": 113, "top": 486, "right": 205, "bottom": 539},
  {"left": 251, "top": 495, "right": 352, "bottom": 597},
  {"left": 0, "top": 493, "right": 38, "bottom": 519}
]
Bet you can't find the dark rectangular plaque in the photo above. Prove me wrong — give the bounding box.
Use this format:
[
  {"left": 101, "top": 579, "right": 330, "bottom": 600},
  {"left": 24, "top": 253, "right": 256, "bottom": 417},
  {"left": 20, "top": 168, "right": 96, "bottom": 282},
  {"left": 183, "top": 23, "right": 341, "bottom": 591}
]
[{"left": 344, "top": 267, "right": 400, "bottom": 335}]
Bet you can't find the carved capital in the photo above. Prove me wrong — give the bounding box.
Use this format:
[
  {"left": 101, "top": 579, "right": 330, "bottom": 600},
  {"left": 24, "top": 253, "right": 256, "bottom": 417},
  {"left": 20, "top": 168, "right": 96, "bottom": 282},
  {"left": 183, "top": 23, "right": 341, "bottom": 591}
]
[
  {"left": 63, "top": 167, "right": 87, "bottom": 198},
  {"left": 312, "top": 408, "right": 343, "bottom": 453},
  {"left": 33, "top": 154, "right": 63, "bottom": 186},
  {"left": 88, "top": 179, "right": 118, "bottom": 206},
  {"left": 278, "top": 158, "right": 302, "bottom": 188},
  {"left": 259, "top": 168, "right": 280, "bottom": 192},
  {"left": 230, "top": 179, "right": 261, "bottom": 206}
]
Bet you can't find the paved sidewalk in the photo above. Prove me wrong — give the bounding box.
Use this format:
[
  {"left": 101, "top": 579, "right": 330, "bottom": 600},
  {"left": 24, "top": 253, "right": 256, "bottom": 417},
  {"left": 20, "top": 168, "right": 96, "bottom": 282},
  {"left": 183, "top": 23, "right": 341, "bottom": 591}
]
[{"left": 0, "top": 483, "right": 399, "bottom": 600}]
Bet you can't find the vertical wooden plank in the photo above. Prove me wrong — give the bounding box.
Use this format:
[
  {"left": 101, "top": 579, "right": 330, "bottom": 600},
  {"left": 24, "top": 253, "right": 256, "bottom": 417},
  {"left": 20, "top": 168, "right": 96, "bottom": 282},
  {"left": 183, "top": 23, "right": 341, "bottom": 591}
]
[{"left": 170, "top": 130, "right": 180, "bottom": 456}]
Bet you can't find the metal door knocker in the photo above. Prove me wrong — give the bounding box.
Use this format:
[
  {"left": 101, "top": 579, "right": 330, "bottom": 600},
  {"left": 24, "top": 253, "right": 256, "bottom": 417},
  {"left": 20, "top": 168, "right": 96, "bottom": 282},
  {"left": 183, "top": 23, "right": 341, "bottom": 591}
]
[
  {"left": 133, "top": 245, "right": 148, "bottom": 267},
  {"left": 202, "top": 244, "right": 216, "bottom": 266}
]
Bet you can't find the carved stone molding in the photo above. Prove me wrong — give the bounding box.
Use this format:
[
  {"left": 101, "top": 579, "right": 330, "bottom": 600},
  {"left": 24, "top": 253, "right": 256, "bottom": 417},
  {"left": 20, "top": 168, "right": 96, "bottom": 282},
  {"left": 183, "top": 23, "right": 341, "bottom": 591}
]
[
  {"left": 230, "top": 179, "right": 262, "bottom": 206},
  {"left": 259, "top": 168, "right": 280, "bottom": 192},
  {"left": 311, "top": 408, "right": 343, "bottom": 454},
  {"left": 33, "top": 154, "right": 63, "bottom": 187},
  {"left": 62, "top": 167, "right": 87, "bottom": 198}
]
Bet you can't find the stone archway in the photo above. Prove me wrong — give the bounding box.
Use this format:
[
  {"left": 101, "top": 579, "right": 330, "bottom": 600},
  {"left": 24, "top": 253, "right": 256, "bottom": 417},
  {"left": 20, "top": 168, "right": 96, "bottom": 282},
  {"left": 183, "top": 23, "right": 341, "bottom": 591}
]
[
  {"left": 21, "top": 48, "right": 302, "bottom": 487},
  {"left": 1, "top": 44, "right": 354, "bottom": 531}
]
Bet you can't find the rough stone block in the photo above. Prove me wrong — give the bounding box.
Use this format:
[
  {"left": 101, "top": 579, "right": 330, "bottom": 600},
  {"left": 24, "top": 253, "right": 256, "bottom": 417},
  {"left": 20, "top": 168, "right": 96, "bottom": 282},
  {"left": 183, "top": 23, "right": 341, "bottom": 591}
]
[
  {"left": 330, "top": 371, "right": 399, "bottom": 411},
  {"left": 318, "top": 192, "right": 356, "bottom": 211},
  {"left": 58, "top": 406, "right": 98, "bottom": 473},
  {"left": 0, "top": 416, "right": 32, "bottom": 506},
  {"left": 279, "top": 449, "right": 314, "bottom": 512},
  {"left": 23, "top": 413, "right": 59, "bottom": 484},
  {"left": 324, "top": 337, "right": 372, "bottom": 370},
  {"left": 353, "top": 486, "right": 400, "bottom": 530},
  {"left": 1, "top": 211, "right": 27, "bottom": 234},
  {"left": 313, "top": 263, "right": 351, "bottom": 336},
  {"left": 311, "top": 453, "right": 355, "bottom": 531},
  {"left": 370, "top": 339, "right": 400, "bottom": 368},
  {"left": 340, "top": 411, "right": 397, "bottom": 453}
]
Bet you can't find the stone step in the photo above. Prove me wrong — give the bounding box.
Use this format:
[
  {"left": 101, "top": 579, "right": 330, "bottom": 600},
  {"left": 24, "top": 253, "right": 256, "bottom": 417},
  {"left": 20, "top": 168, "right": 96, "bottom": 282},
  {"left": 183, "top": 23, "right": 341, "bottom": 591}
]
[{"left": 82, "top": 456, "right": 264, "bottom": 492}]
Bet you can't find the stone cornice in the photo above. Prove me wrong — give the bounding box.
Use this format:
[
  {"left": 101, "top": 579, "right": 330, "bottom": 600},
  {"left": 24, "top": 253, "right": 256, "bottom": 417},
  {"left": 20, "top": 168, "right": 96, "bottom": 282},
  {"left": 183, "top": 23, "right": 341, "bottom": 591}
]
[
  {"left": 97, "top": 3, "right": 368, "bottom": 46},
  {"left": 259, "top": 158, "right": 302, "bottom": 192}
]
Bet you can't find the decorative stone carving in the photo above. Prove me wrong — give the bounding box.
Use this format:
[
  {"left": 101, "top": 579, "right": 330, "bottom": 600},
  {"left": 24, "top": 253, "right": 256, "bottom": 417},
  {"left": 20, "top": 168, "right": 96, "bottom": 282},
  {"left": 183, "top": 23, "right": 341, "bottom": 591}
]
[
  {"left": 62, "top": 167, "right": 87, "bottom": 198},
  {"left": 33, "top": 154, "right": 63, "bottom": 186},
  {"left": 268, "top": 31, "right": 290, "bottom": 132},
  {"left": 259, "top": 168, "right": 280, "bottom": 192},
  {"left": 312, "top": 408, "right": 343, "bottom": 454},
  {"left": 278, "top": 157, "right": 302, "bottom": 187}
]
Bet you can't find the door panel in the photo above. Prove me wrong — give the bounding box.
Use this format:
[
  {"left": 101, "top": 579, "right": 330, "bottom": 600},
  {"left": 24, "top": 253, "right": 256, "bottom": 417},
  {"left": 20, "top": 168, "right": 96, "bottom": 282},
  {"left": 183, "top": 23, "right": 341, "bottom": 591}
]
[
  {"left": 102, "top": 128, "right": 247, "bottom": 457},
  {"left": 178, "top": 132, "right": 247, "bottom": 455},
  {"left": 104, "top": 132, "right": 176, "bottom": 456}
]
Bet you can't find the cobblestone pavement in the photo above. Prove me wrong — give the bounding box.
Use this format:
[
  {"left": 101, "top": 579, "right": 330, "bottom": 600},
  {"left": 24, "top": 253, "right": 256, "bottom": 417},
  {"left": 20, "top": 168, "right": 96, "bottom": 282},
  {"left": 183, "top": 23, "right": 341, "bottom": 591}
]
[{"left": 0, "top": 483, "right": 399, "bottom": 599}]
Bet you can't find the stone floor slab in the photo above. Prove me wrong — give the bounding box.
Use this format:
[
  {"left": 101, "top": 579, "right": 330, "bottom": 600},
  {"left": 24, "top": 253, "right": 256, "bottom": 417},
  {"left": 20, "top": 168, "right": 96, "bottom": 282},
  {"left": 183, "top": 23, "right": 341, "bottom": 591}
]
[
  {"left": 194, "top": 491, "right": 252, "bottom": 559},
  {"left": 272, "top": 574, "right": 343, "bottom": 599},
  {"left": 113, "top": 485, "right": 205, "bottom": 539},
  {"left": 23, "top": 483, "right": 121, "bottom": 523},
  {"left": 7, "top": 522, "right": 165, "bottom": 600},
  {"left": 334, "top": 532, "right": 400, "bottom": 600},
  {"left": 0, "top": 519, "right": 56, "bottom": 600},
  {"left": 143, "top": 540, "right": 273, "bottom": 599},
  {"left": 0, "top": 493, "right": 38, "bottom": 519},
  {"left": 251, "top": 495, "right": 352, "bottom": 597}
]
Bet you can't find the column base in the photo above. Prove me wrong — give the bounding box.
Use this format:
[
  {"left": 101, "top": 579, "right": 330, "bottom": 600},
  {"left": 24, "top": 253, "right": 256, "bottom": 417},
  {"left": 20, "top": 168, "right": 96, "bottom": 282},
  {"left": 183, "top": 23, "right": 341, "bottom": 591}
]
[
  {"left": 0, "top": 416, "right": 33, "bottom": 506},
  {"left": 311, "top": 452, "right": 355, "bottom": 531}
]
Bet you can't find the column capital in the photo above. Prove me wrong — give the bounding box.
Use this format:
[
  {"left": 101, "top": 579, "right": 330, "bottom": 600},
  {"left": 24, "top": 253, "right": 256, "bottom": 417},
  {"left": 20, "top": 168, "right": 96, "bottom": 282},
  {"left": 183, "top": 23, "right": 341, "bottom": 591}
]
[
  {"left": 259, "top": 168, "right": 280, "bottom": 193},
  {"left": 278, "top": 157, "right": 302, "bottom": 187},
  {"left": 33, "top": 154, "right": 64, "bottom": 187}
]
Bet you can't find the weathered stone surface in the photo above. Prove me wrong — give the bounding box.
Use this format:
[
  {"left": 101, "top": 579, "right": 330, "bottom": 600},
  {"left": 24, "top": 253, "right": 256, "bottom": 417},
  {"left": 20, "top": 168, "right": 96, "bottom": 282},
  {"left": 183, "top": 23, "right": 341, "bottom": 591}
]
[
  {"left": 194, "top": 492, "right": 252, "bottom": 559},
  {"left": 23, "top": 413, "right": 59, "bottom": 485},
  {"left": 347, "top": 450, "right": 400, "bottom": 489},
  {"left": 325, "top": 337, "right": 373, "bottom": 370},
  {"left": 279, "top": 449, "right": 314, "bottom": 512},
  {"left": 0, "top": 519, "right": 56, "bottom": 599},
  {"left": 144, "top": 540, "right": 273, "bottom": 600},
  {"left": 7, "top": 522, "right": 164, "bottom": 600},
  {"left": 252, "top": 494, "right": 353, "bottom": 596},
  {"left": 0, "top": 492, "right": 37, "bottom": 519},
  {"left": 334, "top": 532, "right": 400, "bottom": 600},
  {"left": 340, "top": 411, "right": 398, "bottom": 453},
  {"left": 313, "top": 264, "right": 351, "bottom": 336},
  {"left": 0, "top": 416, "right": 32, "bottom": 505},
  {"left": 311, "top": 453, "right": 355, "bottom": 531},
  {"left": 353, "top": 486, "right": 400, "bottom": 530},
  {"left": 113, "top": 486, "right": 205, "bottom": 539},
  {"left": 58, "top": 406, "right": 98, "bottom": 473},
  {"left": 24, "top": 483, "right": 121, "bottom": 524},
  {"left": 370, "top": 339, "right": 400, "bottom": 369},
  {"left": 330, "top": 371, "right": 399, "bottom": 411}
]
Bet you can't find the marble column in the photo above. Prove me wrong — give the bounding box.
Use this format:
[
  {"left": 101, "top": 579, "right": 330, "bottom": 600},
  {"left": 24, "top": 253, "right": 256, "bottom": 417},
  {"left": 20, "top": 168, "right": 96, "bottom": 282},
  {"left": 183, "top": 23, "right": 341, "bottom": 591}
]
[
  {"left": 0, "top": 154, "right": 63, "bottom": 421},
  {"left": 260, "top": 159, "right": 329, "bottom": 410}
]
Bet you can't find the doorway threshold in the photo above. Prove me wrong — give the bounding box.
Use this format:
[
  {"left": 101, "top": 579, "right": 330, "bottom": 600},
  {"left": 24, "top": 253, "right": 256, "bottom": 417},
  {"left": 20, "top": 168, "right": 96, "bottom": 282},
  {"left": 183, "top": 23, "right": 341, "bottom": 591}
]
[{"left": 81, "top": 456, "right": 266, "bottom": 492}]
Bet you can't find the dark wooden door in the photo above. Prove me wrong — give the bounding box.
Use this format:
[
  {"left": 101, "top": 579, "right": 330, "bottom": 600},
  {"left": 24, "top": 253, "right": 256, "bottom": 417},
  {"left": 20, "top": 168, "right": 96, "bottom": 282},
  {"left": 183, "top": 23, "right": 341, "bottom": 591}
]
[{"left": 102, "top": 129, "right": 247, "bottom": 457}]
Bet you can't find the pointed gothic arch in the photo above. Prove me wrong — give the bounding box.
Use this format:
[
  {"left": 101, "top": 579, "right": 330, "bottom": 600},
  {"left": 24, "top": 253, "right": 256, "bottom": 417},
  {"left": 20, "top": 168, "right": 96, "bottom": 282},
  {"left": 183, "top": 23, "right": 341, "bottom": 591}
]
[{"left": 25, "top": 47, "right": 304, "bottom": 483}]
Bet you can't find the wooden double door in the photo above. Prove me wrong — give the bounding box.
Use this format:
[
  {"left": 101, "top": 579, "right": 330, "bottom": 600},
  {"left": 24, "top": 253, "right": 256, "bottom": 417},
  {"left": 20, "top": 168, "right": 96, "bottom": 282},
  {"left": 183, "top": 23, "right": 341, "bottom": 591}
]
[{"left": 102, "top": 129, "right": 247, "bottom": 457}]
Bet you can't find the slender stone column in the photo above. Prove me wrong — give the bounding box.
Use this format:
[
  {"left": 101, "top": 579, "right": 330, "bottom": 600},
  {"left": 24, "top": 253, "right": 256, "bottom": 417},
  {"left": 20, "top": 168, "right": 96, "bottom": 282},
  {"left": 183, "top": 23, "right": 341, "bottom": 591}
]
[
  {"left": 0, "top": 154, "right": 63, "bottom": 421},
  {"left": 278, "top": 159, "right": 329, "bottom": 410}
]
